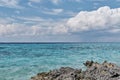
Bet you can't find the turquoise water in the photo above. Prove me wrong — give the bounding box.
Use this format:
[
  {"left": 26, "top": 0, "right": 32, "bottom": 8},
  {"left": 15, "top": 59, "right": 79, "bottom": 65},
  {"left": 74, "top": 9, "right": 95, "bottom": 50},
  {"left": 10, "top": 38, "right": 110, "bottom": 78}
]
[{"left": 0, "top": 43, "right": 120, "bottom": 80}]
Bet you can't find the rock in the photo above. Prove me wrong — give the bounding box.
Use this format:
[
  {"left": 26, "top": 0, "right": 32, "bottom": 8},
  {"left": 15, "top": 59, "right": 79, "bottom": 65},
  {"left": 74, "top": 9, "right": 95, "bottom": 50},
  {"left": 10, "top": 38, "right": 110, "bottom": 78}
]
[
  {"left": 83, "top": 61, "right": 94, "bottom": 68},
  {"left": 31, "top": 61, "right": 120, "bottom": 80}
]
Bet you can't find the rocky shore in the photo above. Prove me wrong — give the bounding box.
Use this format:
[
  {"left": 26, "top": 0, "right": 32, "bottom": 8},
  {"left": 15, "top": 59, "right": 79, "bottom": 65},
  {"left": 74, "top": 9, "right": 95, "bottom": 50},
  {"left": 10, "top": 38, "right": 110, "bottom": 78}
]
[{"left": 31, "top": 61, "right": 120, "bottom": 80}]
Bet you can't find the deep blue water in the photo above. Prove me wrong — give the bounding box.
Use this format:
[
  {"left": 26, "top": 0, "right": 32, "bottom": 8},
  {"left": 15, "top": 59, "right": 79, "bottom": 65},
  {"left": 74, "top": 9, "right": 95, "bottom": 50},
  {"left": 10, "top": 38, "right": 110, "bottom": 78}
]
[{"left": 0, "top": 43, "right": 120, "bottom": 80}]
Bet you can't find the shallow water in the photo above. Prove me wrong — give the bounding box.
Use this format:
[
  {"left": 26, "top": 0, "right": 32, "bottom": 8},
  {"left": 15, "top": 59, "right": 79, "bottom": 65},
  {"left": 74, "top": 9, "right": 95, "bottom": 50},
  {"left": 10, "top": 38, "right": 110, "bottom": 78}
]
[{"left": 0, "top": 42, "right": 120, "bottom": 80}]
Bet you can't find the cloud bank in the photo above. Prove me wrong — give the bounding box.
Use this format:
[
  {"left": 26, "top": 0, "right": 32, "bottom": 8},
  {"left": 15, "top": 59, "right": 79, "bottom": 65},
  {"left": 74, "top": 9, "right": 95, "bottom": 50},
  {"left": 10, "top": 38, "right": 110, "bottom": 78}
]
[
  {"left": 67, "top": 6, "right": 120, "bottom": 32},
  {"left": 0, "top": 6, "right": 120, "bottom": 38},
  {"left": 0, "top": 21, "right": 68, "bottom": 37}
]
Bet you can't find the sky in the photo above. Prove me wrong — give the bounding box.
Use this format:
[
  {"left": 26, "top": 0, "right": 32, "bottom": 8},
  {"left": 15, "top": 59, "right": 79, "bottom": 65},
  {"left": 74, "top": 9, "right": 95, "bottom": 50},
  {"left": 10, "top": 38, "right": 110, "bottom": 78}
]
[{"left": 0, "top": 0, "right": 120, "bottom": 42}]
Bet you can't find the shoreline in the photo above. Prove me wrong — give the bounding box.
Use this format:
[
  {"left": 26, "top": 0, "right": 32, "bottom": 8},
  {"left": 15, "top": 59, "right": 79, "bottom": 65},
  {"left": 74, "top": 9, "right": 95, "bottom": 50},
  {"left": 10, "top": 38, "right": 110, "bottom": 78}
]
[{"left": 31, "top": 61, "right": 120, "bottom": 80}]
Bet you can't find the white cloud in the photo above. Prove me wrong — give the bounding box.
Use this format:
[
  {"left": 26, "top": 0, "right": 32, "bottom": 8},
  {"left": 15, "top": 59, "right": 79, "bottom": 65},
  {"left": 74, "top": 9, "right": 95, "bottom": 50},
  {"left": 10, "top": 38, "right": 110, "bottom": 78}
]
[
  {"left": 0, "top": 17, "right": 15, "bottom": 24},
  {"left": 42, "top": 9, "right": 63, "bottom": 15},
  {"left": 52, "top": 24, "right": 68, "bottom": 34},
  {"left": 0, "top": 24, "right": 23, "bottom": 36},
  {"left": 29, "top": 0, "right": 60, "bottom": 4},
  {"left": 0, "top": 23, "right": 49, "bottom": 37},
  {"left": 0, "top": 6, "right": 120, "bottom": 38},
  {"left": 51, "top": 0, "right": 60, "bottom": 4},
  {"left": 53, "top": 9, "right": 63, "bottom": 13},
  {"left": 0, "top": 0, "right": 22, "bottom": 9},
  {"left": 108, "top": 29, "right": 120, "bottom": 33},
  {"left": 50, "top": 0, "right": 82, "bottom": 5},
  {"left": 27, "top": 2, "right": 41, "bottom": 9},
  {"left": 0, "top": 17, "right": 68, "bottom": 37},
  {"left": 70, "top": 0, "right": 81, "bottom": 2},
  {"left": 67, "top": 6, "right": 120, "bottom": 32},
  {"left": 28, "top": 0, "right": 60, "bottom": 5},
  {"left": 29, "top": 0, "right": 41, "bottom": 3},
  {"left": 42, "top": 8, "right": 77, "bottom": 17},
  {"left": 16, "top": 16, "right": 46, "bottom": 22}
]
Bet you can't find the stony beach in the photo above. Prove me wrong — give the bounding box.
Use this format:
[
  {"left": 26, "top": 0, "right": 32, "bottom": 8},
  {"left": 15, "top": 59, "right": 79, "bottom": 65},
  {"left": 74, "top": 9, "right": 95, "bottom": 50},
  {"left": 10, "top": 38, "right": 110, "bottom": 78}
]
[{"left": 31, "top": 61, "right": 120, "bottom": 80}]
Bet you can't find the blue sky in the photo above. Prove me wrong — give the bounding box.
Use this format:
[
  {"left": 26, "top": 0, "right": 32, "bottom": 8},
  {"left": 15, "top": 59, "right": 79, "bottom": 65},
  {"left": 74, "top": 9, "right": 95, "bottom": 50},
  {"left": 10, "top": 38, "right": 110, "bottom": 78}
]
[{"left": 0, "top": 0, "right": 120, "bottom": 42}]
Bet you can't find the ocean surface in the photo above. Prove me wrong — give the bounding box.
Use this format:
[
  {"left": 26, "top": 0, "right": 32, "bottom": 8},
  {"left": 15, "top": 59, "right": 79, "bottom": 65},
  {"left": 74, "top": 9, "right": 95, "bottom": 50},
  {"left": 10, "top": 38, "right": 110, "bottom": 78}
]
[{"left": 0, "top": 42, "right": 120, "bottom": 80}]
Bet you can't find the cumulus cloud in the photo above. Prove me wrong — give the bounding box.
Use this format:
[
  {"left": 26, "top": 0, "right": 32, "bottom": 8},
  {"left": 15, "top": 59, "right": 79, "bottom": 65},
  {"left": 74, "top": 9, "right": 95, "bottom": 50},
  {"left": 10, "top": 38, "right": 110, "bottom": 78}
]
[
  {"left": 0, "top": 19, "right": 68, "bottom": 37},
  {"left": 67, "top": 6, "right": 120, "bottom": 32},
  {"left": 0, "top": 23, "right": 49, "bottom": 37},
  {"left": 0, "top": 6, "right": 120, "bottom": 38},
  {"left": 52, "top": 24, "right": 68, "bottom": 34},
  {"left": 0, "top": 17, "right": 15, "bottom": 24}
]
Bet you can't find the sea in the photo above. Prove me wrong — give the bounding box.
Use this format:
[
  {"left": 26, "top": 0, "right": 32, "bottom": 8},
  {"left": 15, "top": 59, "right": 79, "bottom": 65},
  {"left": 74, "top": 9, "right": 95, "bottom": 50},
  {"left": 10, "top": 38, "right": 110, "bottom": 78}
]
[{"left": 0, "top": 42, "right": 120, "bottom": 80}]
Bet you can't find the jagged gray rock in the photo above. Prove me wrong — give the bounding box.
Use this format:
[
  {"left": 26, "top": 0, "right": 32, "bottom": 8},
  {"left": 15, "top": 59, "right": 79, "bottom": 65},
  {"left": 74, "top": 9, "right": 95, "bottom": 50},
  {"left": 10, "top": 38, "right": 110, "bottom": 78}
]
[{"left": 31, "top": 61, "right": 120, "bottom": 80}]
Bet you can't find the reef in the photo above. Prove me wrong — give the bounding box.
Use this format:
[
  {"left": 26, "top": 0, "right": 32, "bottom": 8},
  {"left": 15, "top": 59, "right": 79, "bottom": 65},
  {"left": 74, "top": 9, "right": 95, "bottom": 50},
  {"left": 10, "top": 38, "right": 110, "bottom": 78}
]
[{"left": 31, "top": 61, "right": 120, "bottom": 80}]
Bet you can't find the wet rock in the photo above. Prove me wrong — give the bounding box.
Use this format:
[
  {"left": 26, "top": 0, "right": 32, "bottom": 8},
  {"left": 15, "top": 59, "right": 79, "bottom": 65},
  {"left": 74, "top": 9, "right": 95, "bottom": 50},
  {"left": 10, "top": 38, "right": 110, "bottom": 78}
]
[{"left": 31, "top": 61, "right": 120, "bottom": 80}]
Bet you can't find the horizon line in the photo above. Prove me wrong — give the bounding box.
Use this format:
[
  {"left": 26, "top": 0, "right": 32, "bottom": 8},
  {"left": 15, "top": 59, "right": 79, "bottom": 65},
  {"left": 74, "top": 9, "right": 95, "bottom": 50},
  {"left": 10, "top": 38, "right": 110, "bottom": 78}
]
[{"left": 0, "top": 42, "right": 120, "bottom": 44}]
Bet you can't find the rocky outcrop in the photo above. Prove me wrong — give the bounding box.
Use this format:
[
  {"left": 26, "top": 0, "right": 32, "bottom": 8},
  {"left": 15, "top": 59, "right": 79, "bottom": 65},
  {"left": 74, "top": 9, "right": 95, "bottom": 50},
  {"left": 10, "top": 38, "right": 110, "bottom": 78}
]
[{"left": 31, "top": 61, "right": 120, "bottom": 80}]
